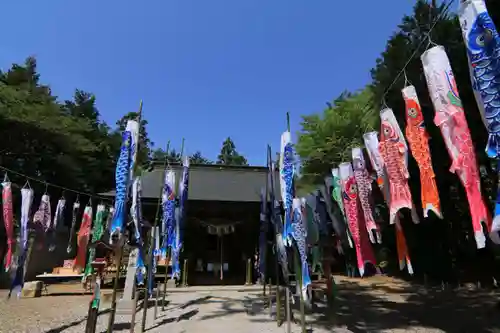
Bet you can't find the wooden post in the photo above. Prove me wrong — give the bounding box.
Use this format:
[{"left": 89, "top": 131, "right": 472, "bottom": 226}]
[
  {"left": 181, "top": 259, "right": 188, "bottom": 287},
  {"left": 273, "top": 245, "right": 281, "bottom": 326},
  {"left": 285, "top": 286, "right": 291, "bottom": 333},
  {"left": 140, "top": 226, "right": 156, "bottom": 332},
  {"left": 130, "top": 287, "right": 139, "bottom": 333},
  {"left": 140, "top": 141, "right": 171, "bottom": 332},
  {"left": 161, "top": 257, "right": 170, "bottom": 311},
  {"left": 294, "top": 247, "right": 306, "bottom": 333},
  {"left": 268, "top": 278, "right": 272, "bottom": 314},
  {"left": 85, "top": 274, "right": 98, "bottom": 333},
  {"left": 245, "top": 258, "right": 252, "bottom": 285},
  {"left": 107, "top": 246, "right": 124, "bottom": 333},
  {"left": 86, "top": 260, "right": 105, "bottom": 333},
  {"left": 263, "top": 277, "right": 267, "bottom": 296},
  {"left": 154, "top": 282, "right": 159, "bottom": 319}
]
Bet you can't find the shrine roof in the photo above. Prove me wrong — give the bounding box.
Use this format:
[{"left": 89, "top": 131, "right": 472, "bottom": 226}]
[{"left": 100, "top": 163, "right": 282, "bottom": 203}]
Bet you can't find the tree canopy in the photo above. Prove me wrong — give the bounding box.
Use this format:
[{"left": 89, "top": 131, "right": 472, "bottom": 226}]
[
  {"left": 151, "top": 147, "right": 213, "bottom": 165},
  {"left": 296, "top": 88, "right": 377, "bottom": 186},
  {"left": 216, "top": 137, "right": 249, "bottom": 166},
  {"left": 0, "top": 57, "right": 218, "bottom": 207},
  {"left": 0, "top": 57, "right": 119, "bottom": 195}
]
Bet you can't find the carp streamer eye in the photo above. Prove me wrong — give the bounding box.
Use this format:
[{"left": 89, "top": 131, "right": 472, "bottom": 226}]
[
  {"left": 349, "top": 184, "right": 356, "bottom": 194},
  {"left": 476, "top": 33, "right": 485, "bottom": 47},
  {"left": 383, "top": 127, "right": 390, "bottom": 136},
  {"left": 408, "top": 107, "right": 417, "bottom": 118}
]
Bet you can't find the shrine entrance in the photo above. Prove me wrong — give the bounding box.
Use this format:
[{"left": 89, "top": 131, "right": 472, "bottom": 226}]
[{"left": 182, "top": 201, "right": 261, "bottom": 286}]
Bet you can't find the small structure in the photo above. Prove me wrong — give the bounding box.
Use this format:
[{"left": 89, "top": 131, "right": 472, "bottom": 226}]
[{"left": 101, "top": 162, "right": 281, "bottom": 285}]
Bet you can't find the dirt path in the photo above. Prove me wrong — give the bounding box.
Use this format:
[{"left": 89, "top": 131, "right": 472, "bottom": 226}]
[{"left": 0, "top": 276, "right": 498, "bottom": 332}]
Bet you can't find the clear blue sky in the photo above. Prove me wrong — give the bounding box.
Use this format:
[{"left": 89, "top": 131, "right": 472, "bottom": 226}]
[{"left": 0, "top": 0, "right": 414, "bottom": 166}]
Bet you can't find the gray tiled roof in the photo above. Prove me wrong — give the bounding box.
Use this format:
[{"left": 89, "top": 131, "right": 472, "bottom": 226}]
[{"left": 101, "top": 164, "right": 282, "bottom": 202}]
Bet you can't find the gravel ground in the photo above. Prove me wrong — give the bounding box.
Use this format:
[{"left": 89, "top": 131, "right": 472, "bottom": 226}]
[{"left": 0, "top": 277, "right": 498, "bottom": 333}]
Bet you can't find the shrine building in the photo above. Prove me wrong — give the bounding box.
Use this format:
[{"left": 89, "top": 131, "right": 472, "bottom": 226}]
[{"left": 103, "top": 162, "right": 281, "bottom": 285}]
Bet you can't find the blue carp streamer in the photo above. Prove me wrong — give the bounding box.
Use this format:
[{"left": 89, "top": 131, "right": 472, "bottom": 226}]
[
  {"left": 172, "top": 157, "right": 190, "bottom": 279},
  {"left": 161, "top": 169, "right": 176, "bottom": 259},
  {"left": 292, "top": 198, "right": 311, "bottom": 302},
  {"left": 280, "top": 131, "right": 295, "bottom": 246},
  {"left": 459, "top": 0, "right": 500, "bottom": 243}
]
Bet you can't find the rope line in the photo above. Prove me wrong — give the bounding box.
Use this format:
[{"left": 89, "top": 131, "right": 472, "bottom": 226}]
[{"left": 0, "top": 164, "right": 113, "bottom": 203}]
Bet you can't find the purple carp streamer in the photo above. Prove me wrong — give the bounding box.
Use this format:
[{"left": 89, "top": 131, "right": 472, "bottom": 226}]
[
  {"left": 352, "top": 147, "right": 381, "bottom": 244},
  {"left": 279, "top": 131, "right": 295, "bottom": 246},
  {"left": 9, "top": 188, "right": 34, "bottom": 298},
  {"left": 339, "top": 162, "right": 378, "bottom": 277},
  {"left": 459, "top": 0, "right": 500, "bottom": 243},
  {"left": 33, "top": 194, "right": 51, "bottom": 233},
  {"left": 48, "top": 198, "right": 66, "bottom": 252}
]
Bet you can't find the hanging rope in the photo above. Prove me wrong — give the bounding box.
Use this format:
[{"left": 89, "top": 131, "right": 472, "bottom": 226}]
[{"left": 0, "top": 164, "right": 113, "bottom": 203}]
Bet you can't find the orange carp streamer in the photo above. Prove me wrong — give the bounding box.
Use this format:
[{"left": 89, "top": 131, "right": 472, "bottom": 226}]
[{"left": 403, "top": 85, "right": 443, "bottom": 219}]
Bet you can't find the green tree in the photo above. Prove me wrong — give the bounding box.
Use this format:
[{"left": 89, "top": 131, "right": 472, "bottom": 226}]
[
  {"left": 63, "top": 89, "right": 120, "bottom": 192},
  {"left": 0, "top": 57, "right": 118, "bottom": 196},
  {"left": 190, "top": 151, "right": 213, "bottom": 164},
  {"left": 115, "top": 111, "right": 153, "bottom": 167},
  {"left": 216, "top": 137, "right": 248, "bottom": 166},
  {"left": 295, "top": 88, "right": 377, "bottom": 186}
]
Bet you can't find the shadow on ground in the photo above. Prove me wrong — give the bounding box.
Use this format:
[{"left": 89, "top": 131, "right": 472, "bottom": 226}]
[
  {"left": 145, "top": 309, "right": 199, "bottom": 331},
  {"left": 175, "top": 280, "right": 500, "bottom": 332},
  {"left": 307, "top": 280, "right": 500, "bottom": 332},
  {"left": 44, "top": 309, "right": 111, "bottom": 333}
]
